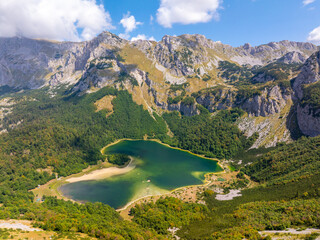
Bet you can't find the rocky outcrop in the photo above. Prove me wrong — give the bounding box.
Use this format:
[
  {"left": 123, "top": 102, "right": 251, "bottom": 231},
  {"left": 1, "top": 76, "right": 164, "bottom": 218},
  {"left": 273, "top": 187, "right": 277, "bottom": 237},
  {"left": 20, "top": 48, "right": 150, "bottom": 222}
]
[
  {"left": 0, "top": 32, "right": 126, "bottom": 90},
  {"left": 293, "top": 51, "right": 320, "bottom": 99},
  {"left": 239, "top": 86, "right": 291, "bottom": 117},
  {"left": 194, "top": 85, "right": 291, "bottom": 117},
  {"left": 1, "top": 32, "right": 319, "bottom": 148},
  {"left": 153, "top": 35, "right": 209, "bottom": 77},
  {"left": 297, "top": 104, "right": 320, "bottom": 137},
  {"left": 277, "top": 51, "right": 306, "bottom": 64},
  {"left": 195, "top": 88, "right": 236, "bottom": 112},
  {"left": 167, "top": 102, "right": 199, "bottom": 116},
  {"left": 292, "top": 51, "right": 320, "bottom": 137},
  {"left": 232, "top": 41, "right": 318, "bottom": 66},
  {"left": 0, "top": 33, "right": 318, "bottom": 91}
]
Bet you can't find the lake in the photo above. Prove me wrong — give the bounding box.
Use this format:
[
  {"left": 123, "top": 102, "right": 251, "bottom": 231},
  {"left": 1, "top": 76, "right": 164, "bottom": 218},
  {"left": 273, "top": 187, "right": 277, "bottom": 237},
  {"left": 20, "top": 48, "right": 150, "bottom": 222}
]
[{"left": 59, "top": 140, "right": 222, "bottom": 209}]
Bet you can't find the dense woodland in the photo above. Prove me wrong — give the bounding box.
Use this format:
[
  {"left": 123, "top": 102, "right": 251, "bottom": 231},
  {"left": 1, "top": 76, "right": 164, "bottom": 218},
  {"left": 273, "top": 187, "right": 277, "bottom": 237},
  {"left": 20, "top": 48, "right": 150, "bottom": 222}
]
[
  {"left": 107, "top": 153, "right": 131, "bottom": 166},
  {"left": 131, "top": 197, "right": 208, "bottom": 235},
  {"left": 0, "top": 83, "right": 320, "bottom": 239},
  {"left": 0, "top": 87, "right": 170, "bottom": 239},
  {"left": 163, "top": 108, "right": 257, "bottom": 159}
]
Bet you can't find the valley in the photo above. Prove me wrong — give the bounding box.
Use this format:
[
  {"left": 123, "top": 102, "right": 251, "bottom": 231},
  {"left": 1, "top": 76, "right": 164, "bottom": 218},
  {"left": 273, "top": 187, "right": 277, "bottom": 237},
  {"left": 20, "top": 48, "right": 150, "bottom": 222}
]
[
  {"left": 35, "top": 139, "right": 222, "bottom": 209},
  {"left": 0, "top": 32, "right": 320, "bottom": 239}
]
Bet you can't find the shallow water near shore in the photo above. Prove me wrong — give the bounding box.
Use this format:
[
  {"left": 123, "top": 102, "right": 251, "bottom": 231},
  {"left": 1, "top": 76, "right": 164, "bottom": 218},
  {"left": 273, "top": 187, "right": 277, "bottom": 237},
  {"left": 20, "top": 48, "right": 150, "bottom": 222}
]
[{"left": 60, "top": 140, "right": 222, "bottom": 209}]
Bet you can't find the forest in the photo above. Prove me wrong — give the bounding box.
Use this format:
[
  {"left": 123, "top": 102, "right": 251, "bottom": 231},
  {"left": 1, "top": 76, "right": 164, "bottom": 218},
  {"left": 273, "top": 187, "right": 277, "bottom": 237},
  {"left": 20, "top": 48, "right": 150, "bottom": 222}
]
[
  {"left": 0, "top": 84, "right": 320, "bottom": 239},
  {"left": 163, "top": 108, "right": 257, "bottom": 159}
]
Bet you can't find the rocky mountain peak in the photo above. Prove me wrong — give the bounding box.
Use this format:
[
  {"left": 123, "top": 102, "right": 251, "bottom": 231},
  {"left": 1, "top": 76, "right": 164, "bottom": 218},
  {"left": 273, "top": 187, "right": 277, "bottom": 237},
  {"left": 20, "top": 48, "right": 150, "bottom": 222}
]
[
  {"left": 293, "top": 50, "right": 320, "bottom": 99},
  {"left": 277, "top": 51, "right": 306, "bottom": 64},
  {"left": 243, "top": 43, "right": 252, "bottom": 50},
  {"left": 89, "top": 31, "right": 127, "bottom": 50}
]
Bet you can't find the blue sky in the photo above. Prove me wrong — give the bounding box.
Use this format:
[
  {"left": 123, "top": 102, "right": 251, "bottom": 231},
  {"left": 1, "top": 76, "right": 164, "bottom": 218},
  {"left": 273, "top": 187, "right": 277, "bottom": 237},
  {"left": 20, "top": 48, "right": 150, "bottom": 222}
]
[
  {"left": 106, "top": 0, "right": 320, "bottom": 46},
  {"left": 0, "top": 0, "right": 319, "bottom": 46}
]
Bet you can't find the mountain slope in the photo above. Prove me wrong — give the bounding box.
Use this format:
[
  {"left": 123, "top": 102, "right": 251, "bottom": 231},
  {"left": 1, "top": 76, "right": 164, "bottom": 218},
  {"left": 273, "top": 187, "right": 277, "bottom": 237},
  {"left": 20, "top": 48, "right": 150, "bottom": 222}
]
[
  {"left": 0, "top": 32, "right": 319, "bottom": 148},
  {"left": 1, "top": 32, "right": 320, "bottom": 239}
]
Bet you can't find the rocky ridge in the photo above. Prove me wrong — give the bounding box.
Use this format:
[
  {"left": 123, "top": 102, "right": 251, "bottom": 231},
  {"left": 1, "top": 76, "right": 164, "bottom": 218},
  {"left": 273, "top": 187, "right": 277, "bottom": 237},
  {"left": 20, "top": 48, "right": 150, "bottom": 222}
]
[
  {"left": 0, "top": 32, "right": 320, "bottom": 147},
  {"left": 293, "top": 51, "right": 320, "bottom": 137}
]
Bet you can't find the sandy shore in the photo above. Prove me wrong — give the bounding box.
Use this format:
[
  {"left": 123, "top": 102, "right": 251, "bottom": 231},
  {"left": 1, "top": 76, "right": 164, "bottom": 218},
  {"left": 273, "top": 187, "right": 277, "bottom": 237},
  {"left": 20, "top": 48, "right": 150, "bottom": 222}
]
[{"left": 66, "top": 158, "right": 135, "bottom": 183}]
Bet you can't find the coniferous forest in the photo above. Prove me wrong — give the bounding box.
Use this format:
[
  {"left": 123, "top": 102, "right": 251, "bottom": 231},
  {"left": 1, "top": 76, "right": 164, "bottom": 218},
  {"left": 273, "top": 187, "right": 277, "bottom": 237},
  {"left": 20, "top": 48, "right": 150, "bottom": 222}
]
[{"left": 0, "top": 84, "right": 319, "bottom": 239}]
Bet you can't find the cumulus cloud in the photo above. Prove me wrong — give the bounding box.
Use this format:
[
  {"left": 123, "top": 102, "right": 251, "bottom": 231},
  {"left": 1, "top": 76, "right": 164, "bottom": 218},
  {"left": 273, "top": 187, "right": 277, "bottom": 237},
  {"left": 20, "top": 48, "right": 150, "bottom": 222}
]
[
  {"left": 307, "top": 26, "right": 320, "bottom": 44},
  {"left": 303, "top": 0, "right": 315, "bottom": 6},
  {"left": 119, "top": 33, "right": 130, "bottom": 39},
  {"left": 0, "top": 0, "right": 113, "bottom": 41},
  {"left": 131, "top": 34, "right": 156, "bottom": 41},
  {"left": 120, "top": 12, "right": 142, "bottom": 34},
  {"left": 156, "top": 0, "right": 221, "bottom": 28}
]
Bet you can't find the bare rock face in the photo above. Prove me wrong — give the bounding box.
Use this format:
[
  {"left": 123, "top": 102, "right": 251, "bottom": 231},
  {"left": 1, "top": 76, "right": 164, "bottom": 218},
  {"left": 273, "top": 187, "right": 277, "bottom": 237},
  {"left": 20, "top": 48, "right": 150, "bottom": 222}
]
[
  {"left": 292, "top": 51, "right": 320, "bottom": 137},
  {"left": 293, "top": 51, "right": 320, "bottom": 99},
  {"left": 153, "top": 35, "right": 209, "bottom": 77},
  {"left": 195, "top": 88, "right": 236, "bottom": 112},
  {"left": 0, "top": 33, "right": 318, "bottom": 90},
  {"left": 1, "top": 32, "right": 320, "bottom": 147},
  {"left": 277, "top": 51, "right": 306, "bottom": 64},
  {"left": 194, "top": 85, "right": 291, "bottom": 118},
  {"left": 231, "top": 40, "right": 318, "bottom": 66},
  {"left": 168, "top": 102, "right": 199, "bottom": 116},
  {"left": 0, "top": 32, "right": 126, "bottom": 90},
  {"left": 297, "top": 104, "right": 320, "bottom": 137},
  {"left": 240, "top": 86, "right": 291, "bottom": 117},
  {"left": 0, "top": 37, "right": 67, "bottom": 89}
]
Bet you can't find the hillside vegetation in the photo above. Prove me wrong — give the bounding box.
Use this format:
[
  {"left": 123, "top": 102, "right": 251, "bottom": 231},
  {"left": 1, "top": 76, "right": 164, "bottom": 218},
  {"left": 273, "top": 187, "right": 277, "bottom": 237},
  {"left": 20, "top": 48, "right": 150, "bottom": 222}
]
[{"left": 0, "top": 86, "right": 257, "bottom": 239}]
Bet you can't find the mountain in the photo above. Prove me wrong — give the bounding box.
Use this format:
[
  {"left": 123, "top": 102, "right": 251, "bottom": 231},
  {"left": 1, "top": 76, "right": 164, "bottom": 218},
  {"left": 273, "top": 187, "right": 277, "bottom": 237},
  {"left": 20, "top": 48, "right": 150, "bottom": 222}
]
[
  {"left": 0, "top": 32, "right": 317, "bottom": 89},
  {"left": 293, "top": 51, "right": 320, "bottom": 136},
  {"left": 2, "top": 32, "right": 320, "bottom": 239},
  {"left": 0, "top": 32, "right": 320, "bottom": 148}
]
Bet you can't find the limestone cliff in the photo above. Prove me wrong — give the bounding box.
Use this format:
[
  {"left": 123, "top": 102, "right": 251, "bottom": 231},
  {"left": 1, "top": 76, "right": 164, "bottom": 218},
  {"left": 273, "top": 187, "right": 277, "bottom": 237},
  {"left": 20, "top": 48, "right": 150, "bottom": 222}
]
[
  {"left": 293, "top": 51, "right": 320, "bottom": 137},
  {"left": 1, "top": 32, "right": 320, "bottom": 147}
]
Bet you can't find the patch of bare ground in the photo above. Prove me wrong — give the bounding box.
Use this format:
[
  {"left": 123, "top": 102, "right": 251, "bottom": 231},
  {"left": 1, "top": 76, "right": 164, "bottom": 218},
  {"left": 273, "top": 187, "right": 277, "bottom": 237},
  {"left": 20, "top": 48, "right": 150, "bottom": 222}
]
[
  {"left": 0, "top": 229, "right": 96, "bottom": 240},
  {"left": 0, "top": 220, "right": 41, "bottom": 231},
  {"left": 94, "top": 95, "right": 115, "bottom": 117},
  {"left": 259, "top": 229, "right": 320, "bottom": 240},
  {"left": 36, "top": 166, "right": 54, "bottom": 175},
  {"left": 0, "top": 220, "right": 97, "bottom": 239}
]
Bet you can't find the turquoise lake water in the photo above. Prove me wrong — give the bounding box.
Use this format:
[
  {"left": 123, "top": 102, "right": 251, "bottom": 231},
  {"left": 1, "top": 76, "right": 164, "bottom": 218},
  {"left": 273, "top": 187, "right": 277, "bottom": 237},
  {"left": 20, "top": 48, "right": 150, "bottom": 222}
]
[{"left": 60, "top": 140, "right": 222, "bottom": 209}]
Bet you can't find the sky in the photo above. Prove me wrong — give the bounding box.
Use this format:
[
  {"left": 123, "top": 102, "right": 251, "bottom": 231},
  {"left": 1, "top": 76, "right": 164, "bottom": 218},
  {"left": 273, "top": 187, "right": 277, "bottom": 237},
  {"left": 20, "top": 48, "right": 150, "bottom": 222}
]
[{"left": 0, "top": 0, "right": 319, "bottom": 46}]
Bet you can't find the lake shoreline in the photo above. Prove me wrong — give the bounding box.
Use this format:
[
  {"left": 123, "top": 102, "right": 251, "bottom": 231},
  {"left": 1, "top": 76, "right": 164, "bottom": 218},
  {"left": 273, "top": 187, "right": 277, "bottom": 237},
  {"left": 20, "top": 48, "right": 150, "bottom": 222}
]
[
  {"left": 49, "top": 138, "right": 224, "bottom": 211},
  {"left": 101, "top": 138, "right": 222, "bottom": 165},
  {"left": 65, "top": 157, "right": 135, "bottom": 183}
]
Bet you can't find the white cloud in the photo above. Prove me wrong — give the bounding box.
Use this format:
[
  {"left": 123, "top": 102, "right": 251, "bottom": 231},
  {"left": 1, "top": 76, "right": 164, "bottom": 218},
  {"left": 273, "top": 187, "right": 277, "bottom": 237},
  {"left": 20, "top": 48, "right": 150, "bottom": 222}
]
[
  {"left": 119, "top": 33, "right": 130, "bottom": 40},
  {"left": 0, "top": 0, "right": 113, "bottom": 41},
  {"left": 307, "top": 26, "right": 320, "bottom": 44},
  {"left": 156, "top": 0, "right": 221, "bottom": 28},
  {"left": 303, "top": 0, "right": 315, "bottom": 6},
  {"left": 120, "top": 12, "right": 142, "bottom": 33},
  {"left": 131, "top": 34, "right": 156, "bottom": 42}
]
